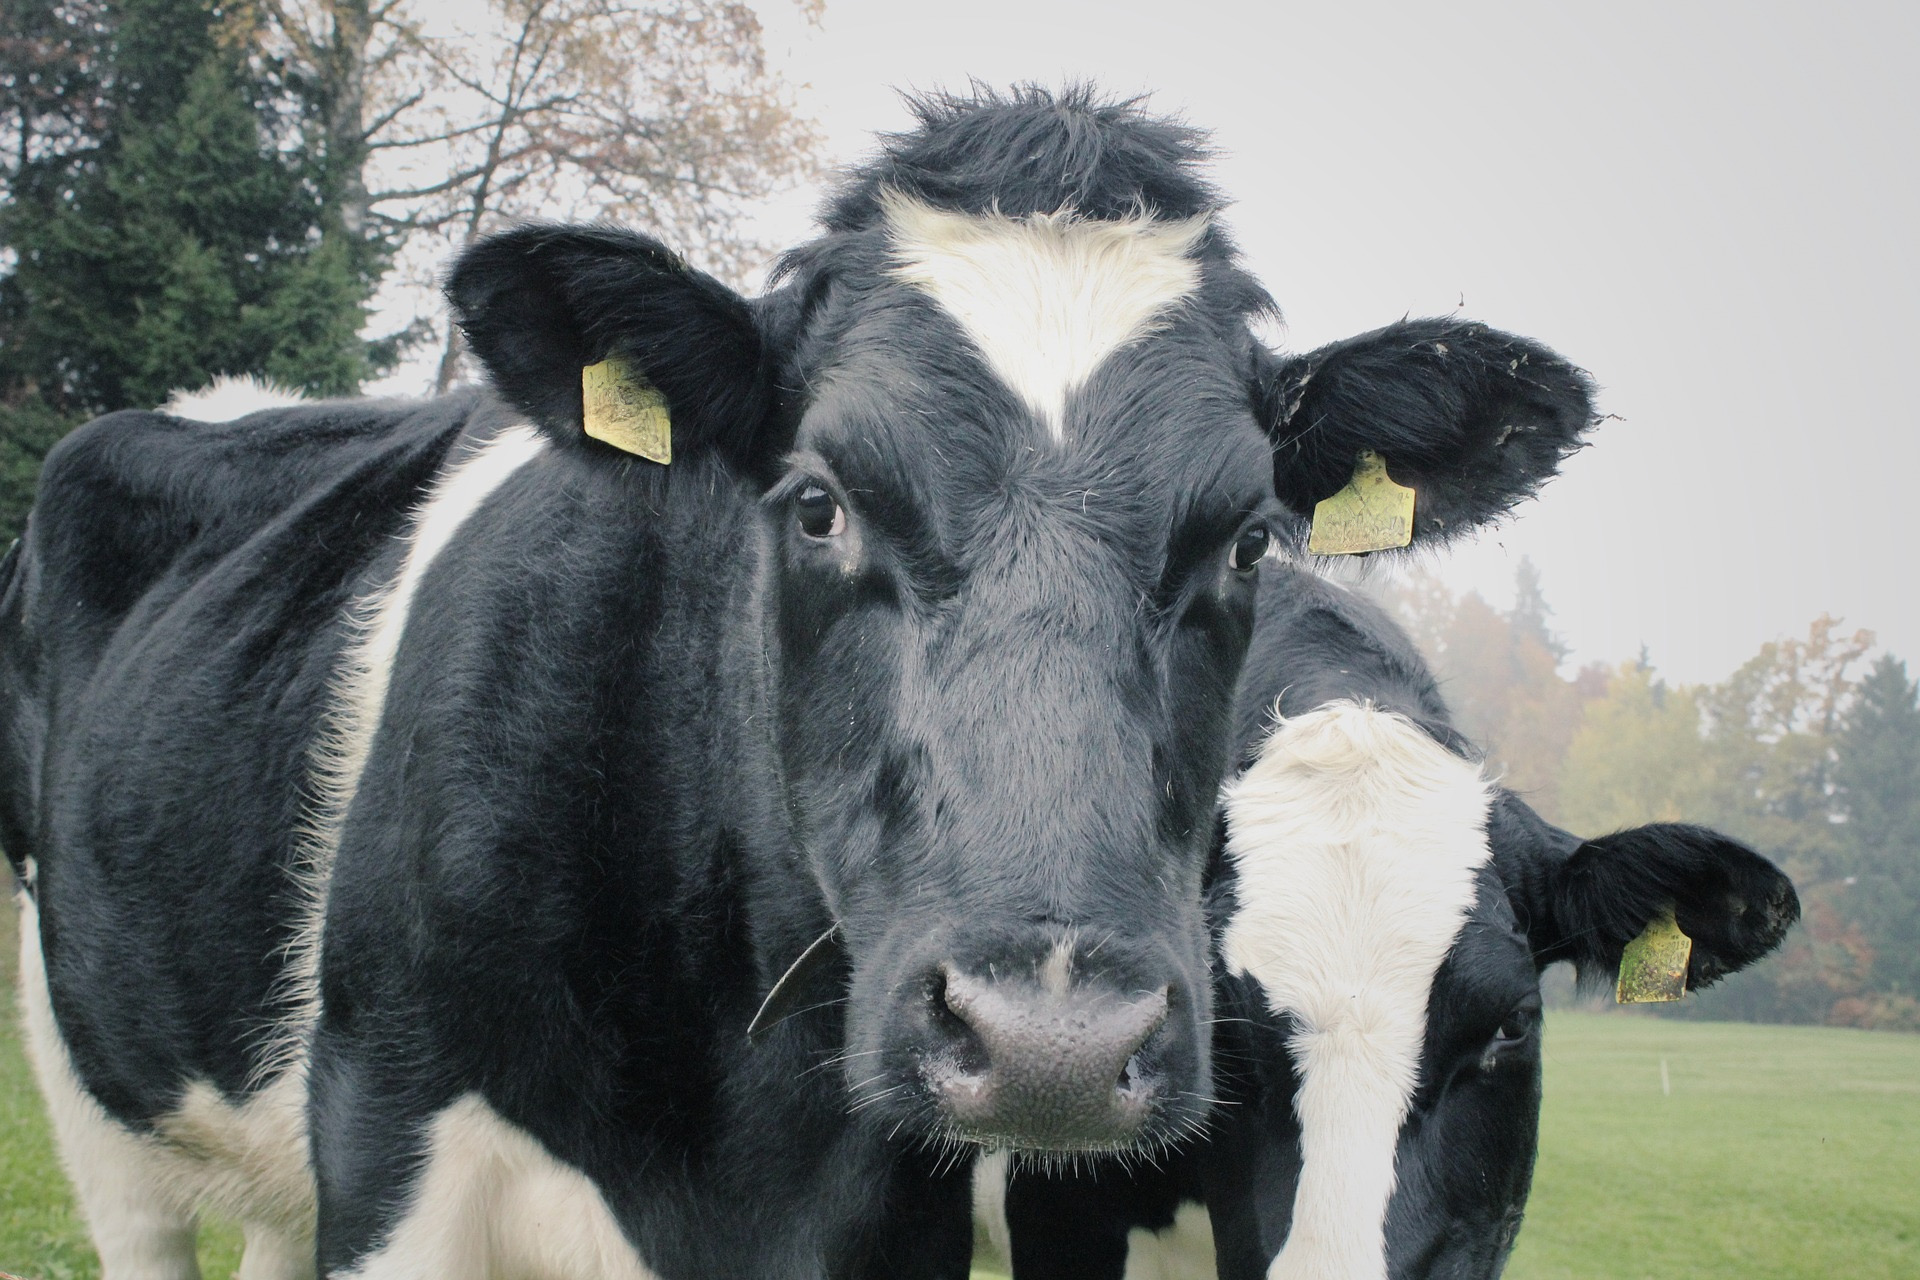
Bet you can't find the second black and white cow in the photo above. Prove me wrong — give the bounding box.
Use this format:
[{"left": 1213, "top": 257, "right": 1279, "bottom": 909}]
[
  {"left": 3, "top": 89, "right": 1600, "bottom": 1278},
  {"left": 989, "top": 564, "right": 1799, "bottom": 1279}
]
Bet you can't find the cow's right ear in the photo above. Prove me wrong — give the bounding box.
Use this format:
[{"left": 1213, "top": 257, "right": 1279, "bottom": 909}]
[
  {"left": 1254, "top": 318, "right": 1598, "bottom": 545},
  {"left": 447, "top": 224, "right": 774, "bottom": 467}
]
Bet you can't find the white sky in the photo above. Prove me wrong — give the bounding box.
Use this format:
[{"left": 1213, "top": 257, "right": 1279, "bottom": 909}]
[{"left": 387, "top": 0, "right": 1920, "bottom": 686}]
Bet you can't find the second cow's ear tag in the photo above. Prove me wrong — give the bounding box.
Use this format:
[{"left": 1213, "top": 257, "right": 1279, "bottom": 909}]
[
  {"left": 1306, "top": 450, "right": 1415, "bottom": 555},
  {"left": 1616, "top": 907, "right": 1693, "bottom": 1004},
  {"left": 582, "top": 355, "right": 672, "bottom": 464}
]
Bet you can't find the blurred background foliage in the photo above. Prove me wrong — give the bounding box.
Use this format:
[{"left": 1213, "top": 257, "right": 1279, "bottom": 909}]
[{"left": 1370, "top": 560, "right": 1920, "bottom": 1032}]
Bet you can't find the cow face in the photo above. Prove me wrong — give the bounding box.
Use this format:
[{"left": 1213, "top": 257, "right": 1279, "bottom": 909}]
[
  {"left": 1212, "top": 704, "right": 1798, "bottom": 1279},
  {"left": 447, "top": 93, "right": 1598, "bottom": 1159}
]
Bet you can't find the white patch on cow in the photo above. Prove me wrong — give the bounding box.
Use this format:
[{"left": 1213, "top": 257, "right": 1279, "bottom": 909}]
[
  {"left": 17, "top": 890, "right": 202, "bottom": 1279},
  {"left": 154, "top": 1075, "right": 315, "bottom": 1249},
  {"left": 884, "top": 194, "right": 1207, "bottom": 440},
  {"left": 971, "top": 1148, "right": 1014, "bottom": 1268},
  {"left": 1219, "top": 702, "right": 1492, "bottom": 1280},
  {"left": 277, "top": 424, "right": 548, "bottom": 1075},
  {"left": 162, "top": 374, "right": 309, "bottom": 422},
  {"left": 20, "top": 888, "right": 317, "bottom": 1278},
  {"left": 1123, "top": 1203, "right": 1216, "bottom": 1280},
  {"left": 337, "top": 1093, "right": 662, "bottom": 1280}
]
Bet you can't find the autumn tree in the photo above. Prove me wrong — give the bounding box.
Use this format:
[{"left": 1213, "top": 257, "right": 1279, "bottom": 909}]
[
  {"left": 251, "top": 0, "right": 822, "bottom": 389},
  {"left": 1372, "top": 558, "right": 1597, "bottom": 820},
  {"left": 1556, "top": 660, "right": 1713, "bottom": 833},
  {"left": 1692, "top": 614, "right": 1873, "bottom": 883}
]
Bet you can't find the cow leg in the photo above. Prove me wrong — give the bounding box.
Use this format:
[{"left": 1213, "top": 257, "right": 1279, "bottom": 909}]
[
  {"left": 320, "top": 1090, "right": 660, "bottom": 1279},
  {"left": 238, "top": 1222, "right": 317, "bottom": 1280},
  {"left": 16, "top": 892, "right": 204, "bottom": 1280}
]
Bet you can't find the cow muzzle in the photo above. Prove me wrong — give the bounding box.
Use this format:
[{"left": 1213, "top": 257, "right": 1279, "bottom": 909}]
[{"left": 873, "top": 929, "right": 1203, "bottom": 1151}]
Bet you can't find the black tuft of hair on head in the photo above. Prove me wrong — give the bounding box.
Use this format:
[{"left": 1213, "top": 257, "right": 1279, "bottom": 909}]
[{"left": 821, "top": 82, "right": 1224, "bottom": 228}]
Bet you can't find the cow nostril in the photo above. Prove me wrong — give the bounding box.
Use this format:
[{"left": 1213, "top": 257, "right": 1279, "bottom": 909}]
[{"left": 928, "top": 964, "right": 990, "bottom": 1075}]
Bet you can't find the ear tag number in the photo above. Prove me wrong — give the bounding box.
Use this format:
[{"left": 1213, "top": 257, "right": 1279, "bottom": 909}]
[
  {"left": 582, "top": 356, "right": 672, "bottom": 464},
  {"left": 1616, "top": 908, "right": 1692, "bottom": 1004},
  {"left": 1306, "top": 450, "right": 1415, "bottom": 555}
]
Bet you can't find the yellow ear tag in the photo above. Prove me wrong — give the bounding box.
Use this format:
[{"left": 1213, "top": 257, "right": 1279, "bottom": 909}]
[
  {"left": 582, "top": 356, "right": 671, "bottom": 464},
  {"left": 1306, "top": 450, "right": 1415, "bottom": 555},
  {"left": 1615, "top": 908, "right": 1693, "bottom": 1004}
]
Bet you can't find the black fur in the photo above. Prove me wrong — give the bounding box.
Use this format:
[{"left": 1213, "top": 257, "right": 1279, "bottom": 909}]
[
  {"left": 1003, "top": 564, "right": 1797, "bottom": 1280},
  {"left": 1, "top": 88, "right": 1610, "bottom": 1278},
  {"left": 1511, "top": 817, "right": 1800, "bottom": 988},
  {"left": 1260, "top": 317, "right": 1599, "bottom": 539},
  {"left": 447, "top": 223, "right": 776, "bottom": 470},
  {"left": 823, "top": 84, "right": 1223, "bottom": 227}
]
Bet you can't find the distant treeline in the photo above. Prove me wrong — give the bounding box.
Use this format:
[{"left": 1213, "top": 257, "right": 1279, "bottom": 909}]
[{"left": 1372, "top": 561, "right": 1920, "bottom": 1032}]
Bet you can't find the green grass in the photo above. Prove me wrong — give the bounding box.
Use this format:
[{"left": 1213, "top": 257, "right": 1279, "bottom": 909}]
[
  {"left": 1505, "top": 1011, "right": 1920, "bottom": 1279},
  {"left": 6, "top": 891, "right": 1916, "bottom": 1278}
]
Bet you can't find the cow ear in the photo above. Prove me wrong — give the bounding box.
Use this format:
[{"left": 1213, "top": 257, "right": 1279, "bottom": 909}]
[
  {"left": 1256, "top": 318, "right": 1597, "bottom": 544},
  {"left": 447, "top": 224, "right": 774, "bottom": 468},
  {"left": 1526, "top": 823, "right": 1800, "bottom": 990}
]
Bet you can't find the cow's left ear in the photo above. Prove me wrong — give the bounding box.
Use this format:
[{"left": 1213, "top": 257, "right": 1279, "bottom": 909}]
[
  {"left": 447, "top": 223, "right": 774, "bottom": 467},
  {"left": 1518, "top": 823, "right": 1800, "bottom": 989},
  {"left": 1255, "top": 318, "right": 1598, "bottom": 543}
]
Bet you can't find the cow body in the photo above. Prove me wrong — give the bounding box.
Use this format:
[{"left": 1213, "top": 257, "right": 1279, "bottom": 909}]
[
  {"left": 2, "top": 89, "right": 1601, "bottom": 1279},
  {"left": 991, "top": 564, "right": 1798, "bottom": 1279}
]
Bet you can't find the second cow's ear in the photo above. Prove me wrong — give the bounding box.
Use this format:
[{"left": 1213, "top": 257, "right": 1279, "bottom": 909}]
[
  {"left": 1254, "top": 318, "right": 1597, "bottom": 544},
  {"left": 447, "top": 224, "right": 775, "bottom": 469},
  {"left": 1529, "top": 823, "right": 1800, "bottom": 990}
]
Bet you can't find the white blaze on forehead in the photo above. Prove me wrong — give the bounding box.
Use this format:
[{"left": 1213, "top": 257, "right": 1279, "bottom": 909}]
[
  {"left": 1220, "top": 702, "right": 1493, "bottom": 1280},
  {"left": 883, "top": 194, "right": 1208, "bottom": 440}
]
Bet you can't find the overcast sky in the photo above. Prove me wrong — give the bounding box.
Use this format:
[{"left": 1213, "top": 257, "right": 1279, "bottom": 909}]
[{"left": 730, "top": 0, "right": 1918, "bottom": 685}]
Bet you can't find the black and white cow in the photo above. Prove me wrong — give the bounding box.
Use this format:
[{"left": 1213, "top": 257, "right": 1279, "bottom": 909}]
[
  {"left": 1, "top": 89, "right": 1600, "bottom": 1279},
  {"left": 986, "top": 563, "right": 1799, "bottom": 1279}
]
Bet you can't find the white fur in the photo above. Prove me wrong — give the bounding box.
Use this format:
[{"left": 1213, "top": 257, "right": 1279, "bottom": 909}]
[
  {"left": 1219, "top": 702, "right": 1493, "bottom": 1280},
  {"left": 336, "top": 1093, "right": 661, "bottom": 1280},
  {"left": 279, "top": 424, "right": 549, "bottom": 1071},
  {"left": 161, "top": 375, "right": 309, "bottom": 422},
  {"left": 884, "top": 194, "right": 1207, "bottom": 440},
  {"left": 1124, "top": 1204, "right": 1216, "bottom": 1280},
  {"left": 971, "top": 1149, "right": 1014, "bottom": 1268},
  {"left": 18, "top": 890, "right": 316, "bottom": 1279},
  {"left": 18, "top": 890, "right": 203, "bottom": 1279}
]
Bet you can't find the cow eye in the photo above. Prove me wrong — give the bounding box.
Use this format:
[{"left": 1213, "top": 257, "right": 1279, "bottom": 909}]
[
  {"left": 1491, "top": 1001, "right": 1540, "bottom": 1050},
  {"left": 795, "top": 484, "right": 846, "bottom": 539},
  {"left": 1229, "top": 526, "right": 1270, "bottom": 572}
]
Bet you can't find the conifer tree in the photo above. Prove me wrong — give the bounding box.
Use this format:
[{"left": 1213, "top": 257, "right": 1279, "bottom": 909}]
[
  {"left": 1834, "top": 654, "right": 1920, "bottom": 1001},
  {"left": 0, "top": 0, "right": 391, "bottom": 539}
]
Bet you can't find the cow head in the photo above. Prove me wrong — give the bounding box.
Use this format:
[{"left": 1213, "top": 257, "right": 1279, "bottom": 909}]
[
  {"left": 445, "top": 88, "right": 1597, "bottom": 1159},
  {"left": 1211, "top": 705, "right": 1797, "bottom": 1279}
]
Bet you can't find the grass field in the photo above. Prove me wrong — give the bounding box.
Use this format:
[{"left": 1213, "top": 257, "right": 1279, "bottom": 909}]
[{"left": 4, "top": 895, "right": 1916, "bottom": 1279}]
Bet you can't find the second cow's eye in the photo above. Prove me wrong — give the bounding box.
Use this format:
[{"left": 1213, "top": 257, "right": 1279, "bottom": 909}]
[
  {"left": 1230, "top": 525, "right": 1270, "bottom": 572},
  {"left": 795, "top": 484, "right": 846, "bottom": 539}
]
